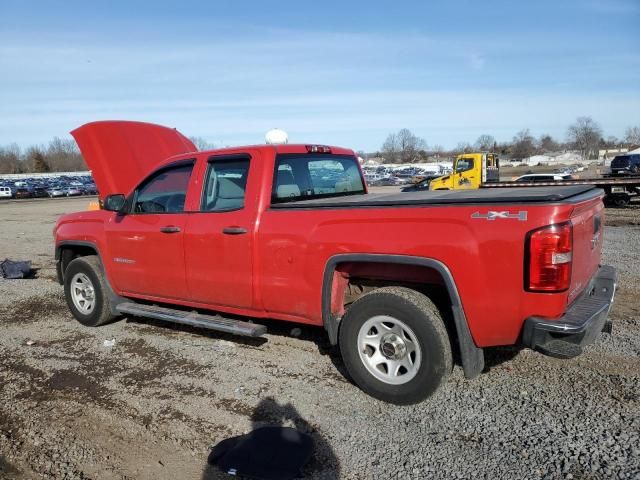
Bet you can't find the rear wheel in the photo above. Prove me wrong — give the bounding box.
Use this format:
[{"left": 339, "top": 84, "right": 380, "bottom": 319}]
[
  {"left": 338, "top": 287, "right": 452, "bottom": 405},
  {"left": 64, "top": 255, "right": 116, "bottom": 327},
  {"left": 631, "top": 164, "right": 640, "bottom": 175},
  {"left": 611, "top": 194, "right": 630, "bottom": 207}
]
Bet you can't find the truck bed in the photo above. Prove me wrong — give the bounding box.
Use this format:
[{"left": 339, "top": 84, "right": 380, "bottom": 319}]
[{"left": 271, "top": 185, "right": 598, "bottom": 209}]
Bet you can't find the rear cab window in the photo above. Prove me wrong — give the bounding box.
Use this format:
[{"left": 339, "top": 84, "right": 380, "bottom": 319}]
[{"left": 271, "top": 154, "right": 365, "bottom": 204}]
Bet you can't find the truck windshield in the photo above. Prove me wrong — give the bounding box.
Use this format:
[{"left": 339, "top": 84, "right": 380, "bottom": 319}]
[{"left": 272, "top": 154, "right": 365, "bottom": 204}]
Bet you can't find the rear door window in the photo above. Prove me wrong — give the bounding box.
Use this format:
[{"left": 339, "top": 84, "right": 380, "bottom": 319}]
[{"left": 201, "top": 156, "right": 250, "bottom": 212}]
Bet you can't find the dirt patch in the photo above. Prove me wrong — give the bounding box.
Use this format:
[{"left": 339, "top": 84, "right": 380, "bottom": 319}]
[
  {"left": 37, "top": 270, "right": 59, "bottom": 282},
  {"left": 607, "top": 218, "right": 640, "bottom": 227},
  {"left": 0, "top": 455, "right": 20, "bottom": 478},
  {"left": 0, "top": 293, "right": 68, "bottom": 325},
  {"left": 1, "top": 360, "right": 47, "bottom": 382},
  {"left": 120, "top": 338, "right": 208, "bottom": 374},
  {"left": 605, "top": 206, "right": 640, "bottom": 226},
  {"left": 609, "top": 284, "right": 640, "bottom": 320},
  {"left": 117, "top": 338, "right": 212, "bottom": 395},
  {"left": 11, "top": 368, "right": 119, "bottom": 409},
  {"left": 45, "top": 369, "right": 118, "bottom": 408},
  {"left": 38, "top": 332, "right": 93, "bottom": 349},
  {"left": 216, "top": 398, "right": 255, "bottom": 418}
]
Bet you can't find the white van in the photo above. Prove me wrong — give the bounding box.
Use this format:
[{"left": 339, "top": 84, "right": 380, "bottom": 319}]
[{"left": 0, "top": 187, "right": 12, "bottom": 199}]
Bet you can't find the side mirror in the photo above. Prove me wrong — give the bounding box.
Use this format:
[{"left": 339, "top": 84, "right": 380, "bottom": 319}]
[{"left": 103, "top": 194, "right": 126, "bottom": 213}]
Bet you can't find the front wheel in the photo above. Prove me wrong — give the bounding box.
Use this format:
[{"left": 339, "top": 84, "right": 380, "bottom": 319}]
[
  {"left": 338, "top": 287, "right": 452, "bottom": 405},
  {"left": 64, "top": 255, "right": 116, "bottom": 327}
]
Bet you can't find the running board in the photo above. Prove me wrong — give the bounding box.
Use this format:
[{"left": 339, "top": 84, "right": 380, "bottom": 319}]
[{"left": 116, "top": 302, "right": 267, "bottom": 337}]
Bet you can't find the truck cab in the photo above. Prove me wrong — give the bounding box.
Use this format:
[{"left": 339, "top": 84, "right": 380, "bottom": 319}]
[{"left": 429, "top": 152, "right": 499, "bottom": 190}]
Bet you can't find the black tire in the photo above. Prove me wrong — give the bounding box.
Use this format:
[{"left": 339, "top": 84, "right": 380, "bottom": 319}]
[
  {"left": 338, "top": 286, "right": 452, "bottom": 405},
  {"left": 631, "top": 164, "right": 640, "bottom": 175},
  {"left": 64, "top": 255, "right": 116, "bottom": 327},
  {"left": 612, "top": 195, "right": 630, "bottom": 207}
]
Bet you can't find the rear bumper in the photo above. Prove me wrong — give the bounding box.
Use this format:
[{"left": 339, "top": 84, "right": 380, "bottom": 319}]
[{"left": 521, "top": 265, "right": 617, "bottom": 358}]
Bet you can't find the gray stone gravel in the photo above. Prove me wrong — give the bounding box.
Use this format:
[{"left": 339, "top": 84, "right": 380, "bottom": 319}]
[{"left": 0, "top": 197, "right": 639, "bottom": 479}]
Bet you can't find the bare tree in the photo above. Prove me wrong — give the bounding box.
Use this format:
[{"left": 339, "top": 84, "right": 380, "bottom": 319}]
[
  {"left": 567, "top": 117, "right": 602, "bottom": 160},
  {"left": 430, "top": 144, "right": 444, "bottom": 159},
  {"left": 0, "top": 136, "right": 87, "bottom": 174},
  {"left": 512, "top": 129, "right": 535, "bottom": 160},
  {"left": 31, "top": 150, "right": 50, "bottom": 173},
  {"left": 45, "top": 137, "right": 86, "bottom": 171},
  {"left": 455, "top": 141, "right": 471, "bottom": 154},
  {"left": 600, "top": 136, "right": 619, "bottom": 148},
  {"left": 381, "top": 129, "right": 427, "bottom": 163},
  {"left": 624, "top": 126, "right": 640, "bottom": 146},
  {"left": 474, "top": 134, "right": 495, "bottom": 151},
  {"left": 538, "top": 134, "right": 558, "bottom": 152},
  {"left": 188, "top": 136, "right": 215, "bottom": 151},
  {"left": 0, "top": 143, "right": 23, "bottom": 174}
]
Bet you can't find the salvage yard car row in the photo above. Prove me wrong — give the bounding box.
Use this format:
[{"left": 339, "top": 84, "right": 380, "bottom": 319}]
[{"left": 0, "top": 174, "right": 97, "bottom": 199}]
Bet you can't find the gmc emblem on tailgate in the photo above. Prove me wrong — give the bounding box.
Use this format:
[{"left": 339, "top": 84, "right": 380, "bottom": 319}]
[
  {"left": 592, "top": 214, "right": 602, "bottom": 249},
  {"left": 471, "top": 211, "right": 528, "bottom": 221}
]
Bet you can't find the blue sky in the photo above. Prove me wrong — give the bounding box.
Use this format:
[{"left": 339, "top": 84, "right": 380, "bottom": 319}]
[{"left": 1, "top": 0, "right": 638, "bottom": 151}]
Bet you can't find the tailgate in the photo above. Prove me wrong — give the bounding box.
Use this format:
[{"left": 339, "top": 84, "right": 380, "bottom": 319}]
[{"left": 568, "top": 194, "right": 604, "bottom": 303}]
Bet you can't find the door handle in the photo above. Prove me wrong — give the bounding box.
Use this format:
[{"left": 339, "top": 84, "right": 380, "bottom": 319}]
[
  {"left": 160, "top": 226, "right": 181, "bottom": 234},
  {"left": 222, "top": 226, "right": 248, "bottom": 235}
]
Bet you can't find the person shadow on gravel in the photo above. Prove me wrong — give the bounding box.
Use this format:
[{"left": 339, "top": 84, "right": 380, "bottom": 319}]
[{"left": 201, "top": 396, "right": 340, "bottom": 479}]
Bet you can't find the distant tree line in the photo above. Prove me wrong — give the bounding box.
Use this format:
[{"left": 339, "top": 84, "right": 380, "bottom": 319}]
[
  {"left": 2, "top": 118, "right": 639, "bottom": 173},
  {"left": 375, "top": 117, "right": 640, "bottom": 163},
  {"left": 0, "top": 135, "right": 219, "bottom": 175},
  {"left": 0, "top": 137, "right": 86, "bottom": 174}
]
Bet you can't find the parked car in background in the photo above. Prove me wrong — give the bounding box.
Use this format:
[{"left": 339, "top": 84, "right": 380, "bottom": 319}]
[
  {"left": 610, "top": 154, "right": 640, "bottom": 175},
  {"left": 63, "top": 187, "right": 82, "bottom": 197},
  {"left": 0, "top": 186, "right": 12, "bottom": 199},
  {"left": 401, "top": 174, "right": 441, "bottom": 192},
  {"left": 48, "top": 187, "right": 65, "bottom": 198},
  {"left": 32, "top": 187, "right": 49, "bottom": 198},
  {"left": 373, "top": 176, "right": 405, "bottom": 186},
  {"left": 14, "top": 188, "right": 32, "bottom": 199},
  {"left": 80, "top": 184, "right": 98, "bottom": 195}
]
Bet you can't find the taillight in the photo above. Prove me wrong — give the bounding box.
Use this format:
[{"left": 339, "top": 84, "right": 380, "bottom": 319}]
[{"left": 525, "top": 222, "right": 572, "bottom": 292}]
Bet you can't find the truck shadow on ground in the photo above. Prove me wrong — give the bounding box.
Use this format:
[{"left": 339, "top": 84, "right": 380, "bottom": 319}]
[
  {"left": 123, "top": 314, "right": 354, "bottom": 383},
  {"left": 124, "top": 314, "right": 522, "bottom": 386},
  {"left": 481, "top": 345, "right": 522, "bottom": 371},
  {"left": 200, "top": 396, "right": 340, "bottom": 479}
]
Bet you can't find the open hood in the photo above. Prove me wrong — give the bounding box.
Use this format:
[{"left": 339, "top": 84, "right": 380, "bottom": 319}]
[{"left": 71, "top": 121, "right": 197, "bottom": 197}]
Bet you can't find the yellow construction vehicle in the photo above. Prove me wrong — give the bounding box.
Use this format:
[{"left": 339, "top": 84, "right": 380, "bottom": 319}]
[{"left": 429, "top": 152, "right": 499, "bottom": 190}]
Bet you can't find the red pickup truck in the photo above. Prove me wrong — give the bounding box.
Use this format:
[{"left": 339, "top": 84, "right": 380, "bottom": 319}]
[{"left": 54, "top": 121, "right": 616, "bottom": 404}]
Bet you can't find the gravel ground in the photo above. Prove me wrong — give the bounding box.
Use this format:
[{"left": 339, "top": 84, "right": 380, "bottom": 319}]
[{"left": 0, "top": 196, "right": 639, "bottom": 480}]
